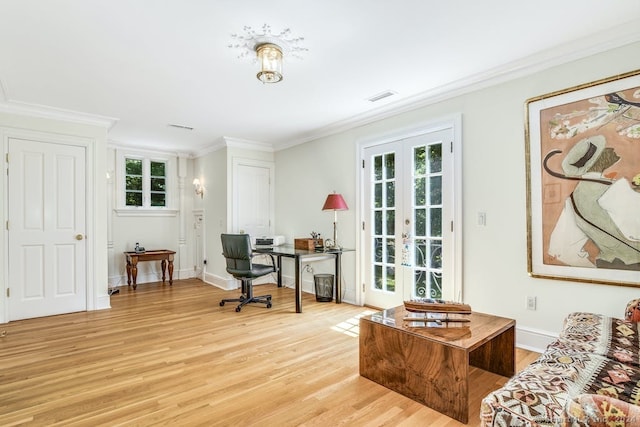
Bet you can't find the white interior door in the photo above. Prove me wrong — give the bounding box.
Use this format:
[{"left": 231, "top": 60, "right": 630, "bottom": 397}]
[
  {"left": 363, "top": 128, "right": 454, "bottom": 309},
  {"left": 8, "top": 138, "right": 87, "bottom": 320},
  {"left": 233, "top": 159, "right": 274, "bottom": 237}
]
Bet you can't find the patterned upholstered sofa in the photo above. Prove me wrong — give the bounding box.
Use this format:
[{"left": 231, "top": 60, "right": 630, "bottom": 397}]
[{"left": 480, "top": 302, "right": 640, "bottom": 426}]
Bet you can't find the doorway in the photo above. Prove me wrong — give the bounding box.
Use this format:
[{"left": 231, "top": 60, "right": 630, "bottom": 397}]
[
  {"left": 7, "top": 137, "right": 88, "bottom": 320},
  {"left": 361, "top": 122, "right": 459, "bottom": 309},
  {"left": 232, "top": 158, "right": 274, "bottom": 237}
]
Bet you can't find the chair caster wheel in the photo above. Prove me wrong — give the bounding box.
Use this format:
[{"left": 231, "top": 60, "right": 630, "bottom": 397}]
[
  {"left": 235, "top": 306, "right": 242, "bottom": 312},
  {"left": 220, "top": 301, "right": 225, "bottom": 306},
  {"left": 266, "top": 303, "right": 272, "bottom": 309}
]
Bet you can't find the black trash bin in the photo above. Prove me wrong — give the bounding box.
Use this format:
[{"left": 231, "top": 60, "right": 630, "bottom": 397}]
[{"left": 314, "top": 274, "right": 334, "bottom": 302}]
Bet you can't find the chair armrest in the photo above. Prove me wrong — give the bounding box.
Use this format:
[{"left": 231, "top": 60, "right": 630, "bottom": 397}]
[{"left": 251, "top": 251, "right": 278, "bottom": 271}]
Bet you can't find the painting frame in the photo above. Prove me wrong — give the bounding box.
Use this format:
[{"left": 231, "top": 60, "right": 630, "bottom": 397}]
[{"left": 526, "top": 69, "right": 640, "bottom": 287}]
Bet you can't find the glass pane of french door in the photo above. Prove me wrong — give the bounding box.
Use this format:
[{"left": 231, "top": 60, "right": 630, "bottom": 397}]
[
  {"left": 413, "top": 142, "right": 443, "bottom": 299},
  {"left": 372, "top": 150, "right": 396, "bottom": 295},
  {"left": 364, "top": 129, "right": 451, "bottom": 309}
]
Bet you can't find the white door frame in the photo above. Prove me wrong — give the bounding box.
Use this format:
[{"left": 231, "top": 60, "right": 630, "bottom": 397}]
[
  {"left": 2, "top": 127, "right": 96, "bottom": 323},
  {"left": 356, "top": 114, "right": 463, "bottom": 307},
  {"left": 193, "top": 209, "right": 205, "bottom": 280}
]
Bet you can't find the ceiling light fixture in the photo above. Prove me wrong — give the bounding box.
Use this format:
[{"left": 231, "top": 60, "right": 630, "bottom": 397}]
[
  {"left": 256, "top": 43, "right": 283, "bottom": 83},
  {"left": 229, "top": 24, "right": 307, "bottom": 84}
]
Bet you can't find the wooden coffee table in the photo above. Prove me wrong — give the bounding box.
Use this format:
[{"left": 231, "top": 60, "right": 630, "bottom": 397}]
[{"left": 359, "top": 306, "right": 515, "bottom": 424}]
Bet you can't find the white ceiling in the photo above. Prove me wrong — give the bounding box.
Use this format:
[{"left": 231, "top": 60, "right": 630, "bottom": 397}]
[{"left": 1, "top": 0, "right": 639, "bottom": 155}]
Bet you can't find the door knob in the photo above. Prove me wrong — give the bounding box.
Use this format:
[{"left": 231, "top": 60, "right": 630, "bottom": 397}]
[{"left": 75, "top": 234, "right": 84, "bottom": 241}]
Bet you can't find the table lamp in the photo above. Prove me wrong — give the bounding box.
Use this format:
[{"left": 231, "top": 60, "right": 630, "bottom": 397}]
[{"left": 322, "top": 193, "right": 348, "bottom": 248}]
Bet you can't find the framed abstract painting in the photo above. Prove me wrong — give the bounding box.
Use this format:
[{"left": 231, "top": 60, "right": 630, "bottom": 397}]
[{"left": 526, "top": 69, "right": 640, "bottom": 286}]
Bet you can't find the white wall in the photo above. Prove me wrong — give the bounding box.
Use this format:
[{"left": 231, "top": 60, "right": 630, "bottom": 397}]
[
  {"left": 194, "top": 146, "right": 228, "bottom": 288},
  {"left": 106, "top": 146, "right": 197, "bottom": 287},
  {"left": 194, "top": 141, "right": 275, "bottom": 289},
  {"left": 274, "top": 42, "right": 640, "bottom": 350},
  {"left": 274, "top": 135, "right": 358, "bottom": 298}
]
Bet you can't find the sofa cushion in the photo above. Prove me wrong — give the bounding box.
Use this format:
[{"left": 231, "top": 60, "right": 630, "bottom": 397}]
[
  {"left": 563, "top": 394, "right": 640, "bottom": 426},
  {"left": 481, "top": 312, "right": 640, "bottom": 426},
  {"left": 481, "top": 350, "right": 640, "bottom": 426},
  {"left": 626, "top": 298, "right": 640, "bottom": 323},
  {"left": 556, "top": 312, "right": 639, "bottom": 366}
]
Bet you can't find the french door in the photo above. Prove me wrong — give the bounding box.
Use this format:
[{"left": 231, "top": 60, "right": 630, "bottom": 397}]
[{"left": 363, "top": 127, "right": 456, "bottom": 309}]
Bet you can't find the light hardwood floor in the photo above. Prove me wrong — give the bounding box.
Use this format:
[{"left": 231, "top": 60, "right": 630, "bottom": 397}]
[{"left": 0, "top": 279, "right": 539, "bottom": 426}]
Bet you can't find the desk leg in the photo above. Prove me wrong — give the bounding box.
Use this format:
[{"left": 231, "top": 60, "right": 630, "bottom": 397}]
[
  {"left": 276, "top": 255, "right": 283, "bottom": 287},
  {"left": 161, "top": 259, "right": 167, "bottom": 283},
  {"left": 295, "top": 257, "right": 302, "bottom": 313},
  {"left": 168, "top": 256, "right": 174, "bottom": 285},
  {"left": 131, "top": 258, "right": 138, "bottom": 290},
  {"left": 335, "top": 252, "right": 342, "bottom": 304}
]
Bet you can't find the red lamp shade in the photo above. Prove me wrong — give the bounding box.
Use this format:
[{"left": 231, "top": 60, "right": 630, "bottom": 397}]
[{"left": 322, "top": 193, "right": 348, "bottom": 211}]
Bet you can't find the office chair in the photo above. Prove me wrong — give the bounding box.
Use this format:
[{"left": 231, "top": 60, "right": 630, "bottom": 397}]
[{"left": 219, "top": 233, "right": 276, "bottom": 312}]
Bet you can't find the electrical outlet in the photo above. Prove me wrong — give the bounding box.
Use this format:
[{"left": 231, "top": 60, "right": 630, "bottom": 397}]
[
  {"left": 477, "top": 212, "right": 486, "bottom": 226},
  {"left": 526, "top": 296, "right": 537, "bottom": 310}
]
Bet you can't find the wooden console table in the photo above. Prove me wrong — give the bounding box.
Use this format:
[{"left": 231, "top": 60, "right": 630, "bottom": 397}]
[{"left": 124, "top": 250, "right": 176, "bottom": 290}]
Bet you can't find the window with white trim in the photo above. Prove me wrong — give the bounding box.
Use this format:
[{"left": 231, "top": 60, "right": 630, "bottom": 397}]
[
  {"left": 124, "top": 157, "right": 166, "bottom": 207},
  {"left": 116, "top": 150, "right": 177, "bottom": 216}
]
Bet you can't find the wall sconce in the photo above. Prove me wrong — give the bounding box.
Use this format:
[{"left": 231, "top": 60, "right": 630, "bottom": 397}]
[{"left": 193, "top": 178, "right": 204, "bottom": 198}]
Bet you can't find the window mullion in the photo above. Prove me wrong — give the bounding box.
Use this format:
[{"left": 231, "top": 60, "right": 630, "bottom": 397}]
[{"left": 143, "top": 159, "right": 150, "bottom": 208}]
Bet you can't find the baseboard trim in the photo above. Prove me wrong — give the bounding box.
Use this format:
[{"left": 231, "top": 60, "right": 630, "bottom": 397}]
[
  {"left": 516, "top": 325, "right": 557, "bottom": 354},
  {"left": 202, "top": 271, "right": 236, "bottom": 290},
  {"left": 96, "top": 294, "right": 111, "bottom": 310},
  {"left": 109, "top": 268, "right": 197, "bottom": 288}
]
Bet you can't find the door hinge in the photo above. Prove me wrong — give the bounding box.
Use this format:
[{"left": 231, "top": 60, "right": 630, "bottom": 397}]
[
  {"left": 5, "top": 153, "right": 8, "bottom": 162},
  {"left": 450, "top": 141, "right": 453, "bottom": 153},
  {"left": 362, "top": 159, "right": 365, "bottom": 168},
  {"left": 362, "top": 221, "right": 365, "bottom": 230},
  {"left": 5, "top": 221, "right": 8, "bottom": 230},
  {"left": 6, "top": 288, "right": 9, "bottom": 298},
  {"left": 451, "top": 220, "right": 453, "bottom": 232},
  {"left": 362, "top": 283, "right": 365, "bottom": 293}
]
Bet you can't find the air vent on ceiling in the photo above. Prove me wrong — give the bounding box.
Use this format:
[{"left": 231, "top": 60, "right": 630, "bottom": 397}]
[
  {"left": 367, "top": 90, "right": 396, "bottom": 103},
  {"left": 168, "top": 123, "right": 194, "bottom": 131}
]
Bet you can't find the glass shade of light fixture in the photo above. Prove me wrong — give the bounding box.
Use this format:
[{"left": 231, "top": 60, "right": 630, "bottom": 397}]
[
  {"left": 322, "top": 193, "right": 348, "bottom": 248},
  {"left": 256, "top": 43, "right": 283, "bottom": 83}
]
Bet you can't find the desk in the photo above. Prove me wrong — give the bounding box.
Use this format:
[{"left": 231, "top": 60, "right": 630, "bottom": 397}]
[
  {"left": 125, "top": 250, "right": 176, "bottom": 290},
  {"left": 254, "top": 245, "right": 352, "bottom": 313}
]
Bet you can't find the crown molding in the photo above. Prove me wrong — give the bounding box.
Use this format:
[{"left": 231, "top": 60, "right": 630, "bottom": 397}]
[
  {"left": 273, "top": 18, "right": 640, "bottom": 151},
  {"left": 107, "top": 140, "right": 195, "bottom": 158},
  {"left": 222, "top": 136, "right": 273, "bottom": 152},
  {"left": 191, "top": 136, "right": 273, "bottom": 158},
  {"left": 0, "top": 98, "right": 118, "bottom": 130}
]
